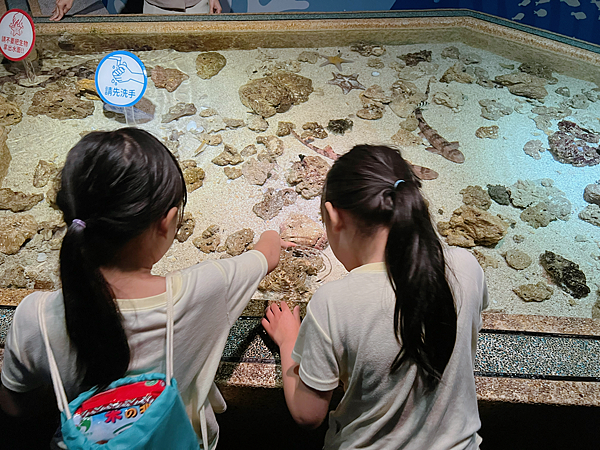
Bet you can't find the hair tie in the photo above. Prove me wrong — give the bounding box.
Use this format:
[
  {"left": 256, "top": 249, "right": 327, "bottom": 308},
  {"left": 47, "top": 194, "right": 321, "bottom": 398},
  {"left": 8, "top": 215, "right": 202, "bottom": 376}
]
[
  {"left": 72, "top": 219, "right": 86, "bottom": 229},
  {"left": 393, "top": 179, "right": 405, "bottom": 189}
]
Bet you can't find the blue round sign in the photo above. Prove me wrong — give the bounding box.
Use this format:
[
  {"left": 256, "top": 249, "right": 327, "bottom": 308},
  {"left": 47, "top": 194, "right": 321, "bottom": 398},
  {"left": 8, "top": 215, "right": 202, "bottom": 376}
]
[{"left": 95, "top": 51, "right": 147, "bottom": 107}]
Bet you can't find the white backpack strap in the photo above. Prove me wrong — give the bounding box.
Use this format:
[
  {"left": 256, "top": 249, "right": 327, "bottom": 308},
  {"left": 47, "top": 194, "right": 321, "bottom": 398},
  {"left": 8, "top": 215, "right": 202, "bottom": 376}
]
[
  {"left": 38, "top": 293, "right": 72, "bottom": 419},
  {"left": 165, "top": 273, "right": 175, "bottom": 385},
  {"left": 199, "top": 404, "right": 209, "bottom": 450}
]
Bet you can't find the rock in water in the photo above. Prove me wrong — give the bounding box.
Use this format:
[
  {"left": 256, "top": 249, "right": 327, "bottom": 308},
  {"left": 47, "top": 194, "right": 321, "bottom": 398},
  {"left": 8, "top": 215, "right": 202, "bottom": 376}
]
[
  {"left": 252, "top": 187, "right": 297, "bottom": 220},
  {"left": 33, "top": 160, "right": 58, "bottom": 188},
  {"left": 196, "top": 52, "right": 227, "bottom": 79},
  {"left": 151, "top": 66, "right": 189, "bottom": 92},
  {"left": 162, "top": 103, "right": 197, "bottom": 123},
  {"left": 239, "top": 72, "right": 313, "bottom": 118},
  {"left": 0, "top": 95, "right": 22, "bottom": 126},
  {"left": 280, "top": 214, "right": 328, "bottom": 249},
  {"left": 513, "top": 282, "right": 553, "bottom": 302},
  {"left": 28, "top": 86, "right": 95, "bottom": 120},
  {"left": 0, "top": 214, "right": 38, "bottom": 255},
  {"left": 0, "top": 188, "right": 44, "bottom": 212},
  {"left": 225, "top": 229, "right": 254, "bottom": 256},
  {"left": 539, "top": 251, "right": 590, "bottom": 299},
  {"left": 287, "top": 155, "right": 330, "bottom": 199},
  {"left": 437, "top": 205, "right": 509, "bottom": 248},
  {"left": 104, "top": 98, "right": 155, "bottom": 124},
  {"left": 193, "top": 225, "right": 220, "bottom": 253},
  {"left": 175, "top": 212, "right": 195, "bottom": 243}
]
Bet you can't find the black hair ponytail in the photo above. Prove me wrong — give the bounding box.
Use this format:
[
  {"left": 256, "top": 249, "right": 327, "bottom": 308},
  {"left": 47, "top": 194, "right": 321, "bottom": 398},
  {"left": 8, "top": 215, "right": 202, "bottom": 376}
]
[
  {"left": 323, "top": 145, "right": 456, "bottom": 392},
  {"left": 56, "top": 128, "right": 186, "bottom": 390}
]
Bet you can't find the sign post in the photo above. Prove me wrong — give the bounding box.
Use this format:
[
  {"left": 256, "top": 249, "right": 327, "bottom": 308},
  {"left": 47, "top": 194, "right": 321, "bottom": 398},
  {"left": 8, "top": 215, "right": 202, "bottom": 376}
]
[
  {"left": 95, "top": 51, "right": 148, "bottom": 126},
  {"left": 0, "top": 9, "right": 36, "bottom": 82}
]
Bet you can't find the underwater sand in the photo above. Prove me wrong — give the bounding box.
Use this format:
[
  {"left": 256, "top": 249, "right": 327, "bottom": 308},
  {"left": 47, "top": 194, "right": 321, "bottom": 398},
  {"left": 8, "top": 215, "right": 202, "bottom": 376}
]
[{"left": 1, "top": 41, "right": 599, "bottom": 318}]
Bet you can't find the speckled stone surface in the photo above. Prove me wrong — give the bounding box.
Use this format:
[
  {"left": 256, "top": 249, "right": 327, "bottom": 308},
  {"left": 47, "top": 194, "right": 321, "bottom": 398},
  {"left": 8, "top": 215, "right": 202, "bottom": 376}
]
[
  {"left": 0, "top": 307, "right": 16, "bottom": 346},
  {"left": 482, "top": 312, "right": 600, "bottom": 336}
]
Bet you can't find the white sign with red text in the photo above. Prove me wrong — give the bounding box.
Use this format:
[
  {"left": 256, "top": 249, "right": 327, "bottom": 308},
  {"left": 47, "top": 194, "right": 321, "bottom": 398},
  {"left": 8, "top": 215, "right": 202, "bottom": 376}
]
[{"left": 0, "top": 9, "right": 35, "bottom": 61}]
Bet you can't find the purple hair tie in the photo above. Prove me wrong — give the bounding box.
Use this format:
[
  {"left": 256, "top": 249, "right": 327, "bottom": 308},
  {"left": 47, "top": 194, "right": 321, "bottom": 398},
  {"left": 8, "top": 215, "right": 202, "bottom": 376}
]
[{"left": 72, "top": 219, "right": 86, "bottom": 229}]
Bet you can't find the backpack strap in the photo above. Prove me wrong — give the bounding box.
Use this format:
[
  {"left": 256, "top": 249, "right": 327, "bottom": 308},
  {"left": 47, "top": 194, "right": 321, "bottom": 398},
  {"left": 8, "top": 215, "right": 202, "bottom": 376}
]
[
  {"left": 165, "top": 273, "right": 175, "bottom": 384},
  {"left": 38, "top": 292, "right": 72, "bottom": 419}
]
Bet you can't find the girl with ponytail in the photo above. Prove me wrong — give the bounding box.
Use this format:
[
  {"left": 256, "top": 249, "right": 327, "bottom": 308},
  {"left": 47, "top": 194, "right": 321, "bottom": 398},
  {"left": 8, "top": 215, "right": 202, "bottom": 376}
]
[
  {"left": 1, "top": 128, "right": 285, "bottom": 448},
  {"left": 263, "top": 145, "right": 488, "bottom": 449}
]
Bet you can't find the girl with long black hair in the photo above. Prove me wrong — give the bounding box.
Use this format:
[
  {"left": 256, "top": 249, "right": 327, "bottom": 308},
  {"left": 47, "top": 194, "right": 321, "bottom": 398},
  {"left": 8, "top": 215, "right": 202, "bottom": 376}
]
[
  {"left": 1, "top": 128, "right": 285, "bottom": 448},
  {"left": 263, "top": 145, "right": 488, "bottom": 449}
]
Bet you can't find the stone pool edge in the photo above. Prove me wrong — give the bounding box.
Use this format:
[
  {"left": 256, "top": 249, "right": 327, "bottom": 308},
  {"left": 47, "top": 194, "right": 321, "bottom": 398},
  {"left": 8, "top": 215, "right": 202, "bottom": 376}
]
[{"left": 3, "top": 288, "right": 600, "bottom": 407}]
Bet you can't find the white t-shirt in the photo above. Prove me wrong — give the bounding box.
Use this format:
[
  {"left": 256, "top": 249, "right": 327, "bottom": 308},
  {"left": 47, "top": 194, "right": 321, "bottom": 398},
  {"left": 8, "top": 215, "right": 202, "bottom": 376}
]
[
  {"left": 292, "top": 247, "right": 488, "bottom": 450},
  {"left": 1, "top": 250, "right": 268, "bottom": 448}
]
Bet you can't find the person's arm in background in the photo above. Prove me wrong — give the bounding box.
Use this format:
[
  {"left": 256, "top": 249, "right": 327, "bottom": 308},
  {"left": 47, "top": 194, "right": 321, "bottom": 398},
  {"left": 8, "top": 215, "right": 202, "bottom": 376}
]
[
  {"left": 50, "top": 0, "right": 74, "bottom": 20},
  {"left": 208, "top": 0, "right": 221, "bottom": 13}
]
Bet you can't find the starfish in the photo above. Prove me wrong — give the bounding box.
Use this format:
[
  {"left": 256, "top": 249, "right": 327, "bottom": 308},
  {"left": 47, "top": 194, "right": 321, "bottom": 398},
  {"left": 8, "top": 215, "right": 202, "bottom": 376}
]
[
  {"left": 319, "top": 53, "right": 354, "bottom": 71},
  {"left": 327, "top": 73, "right": 366, "bottom": 95}
]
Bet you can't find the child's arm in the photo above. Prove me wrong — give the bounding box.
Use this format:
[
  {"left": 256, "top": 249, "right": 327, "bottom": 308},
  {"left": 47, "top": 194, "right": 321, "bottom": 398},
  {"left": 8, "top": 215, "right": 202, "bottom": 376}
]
[
  {"left": 253, "top": 230, "right": 293, "bottom": 273},
  {"left": 262, "top": 302, "right": 333, "bottom": 428}
]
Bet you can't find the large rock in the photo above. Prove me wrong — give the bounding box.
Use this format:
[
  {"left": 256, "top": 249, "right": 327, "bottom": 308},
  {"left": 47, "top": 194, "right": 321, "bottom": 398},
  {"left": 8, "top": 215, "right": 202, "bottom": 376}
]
[
  {"left": 28, "top": 85, "right": 94, "bottom": 120},
  {"left": 583, "top": 183, "right": 600, "bottom": 206},
  {"left": 196, "top": 52, "right": 226, "bottom": 79},
  {"left": 0, "top": 95, "right": 22, "bottom": 126},
  {"left": 193, "top": 225, "right": 220, "bottom": 253},
  {"left": 0, "top": 214, "right": 38, "bottom": 255},
  {"left": 33, "top": 160, "right": 58, "bottom": 188},
  {"left": 175, "top": 212, "right": 195, "bottom": 243},
  {"left": 280, "top": 214, "right": 328, "bottom": 249},
  {"left": 0, "top": 188, "right": 44, "bottom": 212},
  {"left": 579, "top": 204, "right": 600, "bottom": 227},
  {"left": 460, "top": 185, "right": 491, "bottom": 210},
  {"left": 438, "top": 205, "right": 509, "bottom": 248},
  {"left": 242, "top": 158, "right": 274, "bottom": 186},
  {"left": 539, "top": 251, "right": 590, "bottom": 299},
  {"left": 151, "top": 66, "right": 189, "bottom": 92},
  {"left": 513, "top": 282, "right": 553, "bottom": 302},
  {"left": 180, "top": 160, "right": 205, "bottom": 192},
  {"left": 286, "top": 155, "right": 330, "bottom": 200},
  {"left": 252, "top": 187, "right": 297, "bottom": 220},
  {"left": 225, "top": 228, "right": 254, "bottom": 256},
  {"left": 239, "top": 72, "right": 313, "bottom": 118}
]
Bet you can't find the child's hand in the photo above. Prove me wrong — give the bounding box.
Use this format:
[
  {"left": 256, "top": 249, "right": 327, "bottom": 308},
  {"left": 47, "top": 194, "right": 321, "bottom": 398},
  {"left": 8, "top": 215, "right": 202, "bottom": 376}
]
[
  {"left": 262, "top": 301, "right": 301, "bottom": 349},
  {"left": 281, "top": 238, "right": 297, "bottom": 249}
]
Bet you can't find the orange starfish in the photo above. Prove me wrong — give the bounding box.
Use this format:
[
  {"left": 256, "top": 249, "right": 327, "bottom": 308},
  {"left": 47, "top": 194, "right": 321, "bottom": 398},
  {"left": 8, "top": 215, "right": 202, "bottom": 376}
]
[{"left": 319, "top": 52, "right": 354, "bottom": 71}]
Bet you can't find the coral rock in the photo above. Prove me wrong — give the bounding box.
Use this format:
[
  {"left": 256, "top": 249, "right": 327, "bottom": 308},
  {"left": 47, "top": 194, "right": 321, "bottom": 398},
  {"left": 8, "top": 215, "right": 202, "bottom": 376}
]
[
  {"left": 257, "top": 135, "right": 285, "bottom": 159},
  {"left": 239, "top": 72, "right": 313, "bottom": 118},
  {"left": 297, "top": 51, "right": 319, "bottom": 64},
  {"left": 513, "top": 282, "right": 553, "bottom": 302},
  {"left": 0, "top": 188, "right": 44, "bottom": 212},
  {"left": 400, "top": 50, "right": 431, "bottom": 66},
  {"left": 0, "top": 214, "right": 38, "bottom": 255},
  {"left": 287, "top": 155, "right": 330, "bottom": 200},
  {"left": 583, "top": 183, "right": 600, "bottom": 205},
  {"left": 460, "top": 185, "right": 492, "bottom": 210},
  {"left": 196, "top": 52, "right": 227, "bottom": 79},
  {"left": 579, "top": 204, "right": 600, "bottom": 227},
  {"left": 391, "top": 129, "right": 422, "bottom": 147},
  {"left": 151, "top": 65, "right": 189, "bottom": 92},
  {"left": 437, "top": 205, "right": 509, "bottom": 248},
  {"left": 28, "top": 85, "right": 94, "bottom": 120},
  {"left": 162, "top": 102, "right": 197, "bottom": 123},
  {"left": 242, "top": 158, "right": 274, "bottom": 186},
  {"left": 433, "top": 89, "right": 464, "bottom": 112},
  {"left": 520, "top": 202, "right": 557, "bottom": 228},
  {"left": 539, "top": 251, "right": 590, "bottom": 299},
  {"left": 504, "top": 248, "right": 532, "bottom": 270},
  {"left": 224, "top": 167, "right": 243, "bottom": 179},
  {"left": 247, "top": 115, "right": 269, "bottom": 132},
  {"left": 479, "top": 99, "right": 512, "bottom": 121},
  {"left": 212, "top": 144, "right": 243, "bottom": 166},
  {"left": 280, "top": 214, "right": 327, "bottom": 249},
  {"left": 33, "top": 160, "right": 58, "bottom": 188},
  {"left": 475, "top": 126, "right": 499, "bottom": 139},
  {"left": 350, "top": 42, "right": 386, "bottom": 57},
  {"left": 523, "top": 140, "right": 545, "bottom": 160},
  {"left": 181, "top": 160, "right": 205, "bottom": 192},
  {"left": 440, "top": 63, "right": 475, "bottom": 84},
  {"left": 0, "top": 95, "right": 22, "bottom": 126},
  {"left": 487, "top": 184, "right": 510, "bottom": 206},
  {"left": 519, "top": 62, "right": 557, "bottom": 84},
  {"left": 326, "top": 119, "right": 353, "bottom": 135},
  {"left": 252, "top": 187, "right": 297, "bottom": 220},
  {"left": 192, "top": 225, "right": 220, "bottom": 253},
  {"left": 176, "top": 212, "right": 195, "bottom": 243},
  {"left": 258, "top": 247, "right": 324, "bottom": 300},
  {"left": 301, "top": 122, "right": 328, "bottom": 140},
  {"left": 225, "top": 228, "right": 254, "bottom": 256},
  {"left": 276, "top": 121, "right": 295, "bottom": 137}
]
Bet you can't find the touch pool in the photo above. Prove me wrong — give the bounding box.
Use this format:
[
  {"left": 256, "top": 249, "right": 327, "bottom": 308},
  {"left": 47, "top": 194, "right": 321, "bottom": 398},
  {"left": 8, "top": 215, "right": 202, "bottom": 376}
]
[{"left": 0, "top": 13, "right": 600, "bottom": 409}]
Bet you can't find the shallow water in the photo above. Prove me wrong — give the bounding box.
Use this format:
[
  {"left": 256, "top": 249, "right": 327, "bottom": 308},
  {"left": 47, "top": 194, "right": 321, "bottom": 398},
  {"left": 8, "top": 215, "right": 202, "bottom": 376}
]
[{"left": 1, "top": 41, "right": 599, "bottom": 318}]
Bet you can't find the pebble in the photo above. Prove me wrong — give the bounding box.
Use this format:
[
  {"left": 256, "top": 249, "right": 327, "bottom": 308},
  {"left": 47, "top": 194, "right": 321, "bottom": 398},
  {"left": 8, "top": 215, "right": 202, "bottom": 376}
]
[
  {"left": 371, "top": 71, "right": 380, "bottom": 77},
  {"left": 37, "top": 253, "right": 47, "bottom": 262},
  {"left": 187, "top": 121, "right": 197, "bottom": 131},
  {"left": 575, "top": 235, "right": 588, "bottom": 242}
]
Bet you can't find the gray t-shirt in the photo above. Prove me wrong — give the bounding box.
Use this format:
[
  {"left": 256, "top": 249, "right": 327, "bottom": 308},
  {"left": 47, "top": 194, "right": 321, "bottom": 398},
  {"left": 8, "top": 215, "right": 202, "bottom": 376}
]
[{"left": 292, "top": 247, "right": 488, "bottom": 450}]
